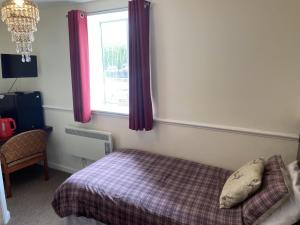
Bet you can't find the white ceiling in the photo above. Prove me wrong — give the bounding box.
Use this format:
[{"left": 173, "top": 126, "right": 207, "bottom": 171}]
[
  {"left": 36, "top": 0, "right": 92, "bottom": 2},
  {"left": 0, "top": 0, "right": 93, "bottom": 2}
]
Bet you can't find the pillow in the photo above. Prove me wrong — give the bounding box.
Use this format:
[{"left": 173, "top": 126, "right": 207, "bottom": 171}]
[
  {"left": 242, "top": 155, "right": 291, "bottom": 225},
  {"left": 259, "top": 161, "right": 300, "bottom": 225},
  {"left": 219, "top": 158, "right": 264, "bottom": 209}
]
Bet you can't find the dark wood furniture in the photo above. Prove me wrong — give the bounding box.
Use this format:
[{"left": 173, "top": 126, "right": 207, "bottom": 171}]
[{"left": 0, "top": 129, "right": 51, "bottom": 198}]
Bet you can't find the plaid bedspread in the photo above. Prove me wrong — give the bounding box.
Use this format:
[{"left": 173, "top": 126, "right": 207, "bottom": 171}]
[{"left": 52, "top": 149, "right": 243, "bottom": 225}]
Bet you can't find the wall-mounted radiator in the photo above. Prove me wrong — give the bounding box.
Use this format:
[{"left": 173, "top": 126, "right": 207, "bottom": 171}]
[{"left": 65, "top": 126, "right": 113, "bottom": 161}]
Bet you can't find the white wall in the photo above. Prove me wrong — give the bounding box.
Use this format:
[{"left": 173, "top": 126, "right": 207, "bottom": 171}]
[{"left": 1, "top": 0, "right": 300, "bottom": 171}]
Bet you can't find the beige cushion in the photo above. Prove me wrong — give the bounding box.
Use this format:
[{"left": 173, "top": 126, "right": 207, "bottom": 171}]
[{"left": 219, "top": 158, "right": 265, "bottom": 209}]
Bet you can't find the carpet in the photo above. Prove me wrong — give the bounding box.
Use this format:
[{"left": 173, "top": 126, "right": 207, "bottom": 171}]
[{"left": 6, "top": 165, "right": 70, "bottom": 225}]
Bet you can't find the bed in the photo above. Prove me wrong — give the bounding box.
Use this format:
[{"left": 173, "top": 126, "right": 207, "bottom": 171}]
[{"left": 52, "top": 149, "right": 296, "bottom": 225}]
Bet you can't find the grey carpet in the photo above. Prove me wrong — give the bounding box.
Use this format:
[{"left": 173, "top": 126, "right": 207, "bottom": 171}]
[{"left": 6, "top": 165, "right": 70, "bottom": 225}]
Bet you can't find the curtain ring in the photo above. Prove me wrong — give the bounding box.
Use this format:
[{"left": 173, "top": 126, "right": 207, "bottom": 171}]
[{"left": 144, "top": 1, "right": 150, "bottom": 8}]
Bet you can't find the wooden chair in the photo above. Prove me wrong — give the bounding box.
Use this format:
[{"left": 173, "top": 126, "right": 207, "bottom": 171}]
[{"left": 0, "top": 129, "right": 49, "bottom": 198}]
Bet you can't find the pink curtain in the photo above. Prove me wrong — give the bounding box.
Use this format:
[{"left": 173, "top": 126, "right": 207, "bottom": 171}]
[
  {"left": 129, "top": 0, "right": 153, "bottom": 131},
  {"left": 67, "top": 10, "right": 91, "bottom": 123}
]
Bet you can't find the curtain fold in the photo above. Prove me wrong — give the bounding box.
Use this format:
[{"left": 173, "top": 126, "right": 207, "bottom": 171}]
[
  {"left": 67, "top": 10, "right": 91, "bottom": 123},
  {"left": 129, "top": 0, "right": 153, "bottom": 131}
]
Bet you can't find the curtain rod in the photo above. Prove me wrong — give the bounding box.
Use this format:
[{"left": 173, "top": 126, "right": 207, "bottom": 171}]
[
  {"left": 66, "top": 1, "right": 151, "bottom": 18},
  {"left": 66, "top": 7, "right": 128, "bottom": 18}
]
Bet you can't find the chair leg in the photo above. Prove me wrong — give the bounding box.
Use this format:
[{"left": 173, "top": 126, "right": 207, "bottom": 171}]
[
  {"left": 44, "top": 157, "right": 49, "bottom": 181},
  {"left": 4, "top": 172, "right": 12, "bottom": 198}
]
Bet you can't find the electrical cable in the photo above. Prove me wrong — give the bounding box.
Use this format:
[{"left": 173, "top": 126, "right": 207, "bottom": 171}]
[{"left": 7, "top": 78, "right": 17, "bottom": 93}]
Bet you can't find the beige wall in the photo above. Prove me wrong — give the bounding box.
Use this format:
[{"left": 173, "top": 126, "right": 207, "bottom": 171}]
[
  {"left": 0, "top": 21, "right": 40, "bottom": 93},
  {"left": 1, "top": 0, "right": 300, "bottom": 171}
]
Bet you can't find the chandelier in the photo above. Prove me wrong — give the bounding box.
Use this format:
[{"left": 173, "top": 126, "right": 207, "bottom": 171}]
[{"left": 1, "top": 0, "right": 40, "bottom": 62}]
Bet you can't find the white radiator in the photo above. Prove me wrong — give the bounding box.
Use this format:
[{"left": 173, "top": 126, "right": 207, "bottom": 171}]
[{"left": 65, "top": 126, "right": 113, "bottom": 161}]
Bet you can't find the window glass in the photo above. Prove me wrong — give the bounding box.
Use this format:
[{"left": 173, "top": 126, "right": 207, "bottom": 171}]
[{"left": 88, "top": 11, "right": 129, "bottom": 114}]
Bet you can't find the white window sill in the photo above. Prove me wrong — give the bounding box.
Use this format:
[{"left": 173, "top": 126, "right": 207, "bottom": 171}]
[{"left": 91, "top": 109, "right": 129, "bottom": 118}]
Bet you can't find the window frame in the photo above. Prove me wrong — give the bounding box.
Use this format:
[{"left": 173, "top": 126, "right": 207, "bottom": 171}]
[{"left": 87, "top": 8, "right": 129, "bottom": 116}]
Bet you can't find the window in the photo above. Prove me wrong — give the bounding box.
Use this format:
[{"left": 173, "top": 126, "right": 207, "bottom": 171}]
[{"left": 88, "top": 10, "right": 129, "bottom": 114}]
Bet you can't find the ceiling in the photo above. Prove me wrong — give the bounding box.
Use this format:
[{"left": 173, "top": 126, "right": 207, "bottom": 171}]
[
  {"left": 36, "top": 0, "right": 92, "bottom": 2},
  {"left": 0, "top": 0, "right": 93, "bottom": 2}
]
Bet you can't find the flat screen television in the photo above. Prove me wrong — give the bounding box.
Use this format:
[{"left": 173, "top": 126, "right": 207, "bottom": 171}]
[{"left": 1, "top": 54, "right": 38, "bottom": 78}]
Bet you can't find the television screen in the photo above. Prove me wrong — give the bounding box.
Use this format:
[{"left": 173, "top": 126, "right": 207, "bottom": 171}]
[{"left": 1, "top": 54, "right": 38, "bottom": 78}]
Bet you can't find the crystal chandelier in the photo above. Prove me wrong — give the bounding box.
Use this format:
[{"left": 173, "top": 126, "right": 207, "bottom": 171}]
[{"left": 1, "top": 0, "right": 40, "bottom": 62}]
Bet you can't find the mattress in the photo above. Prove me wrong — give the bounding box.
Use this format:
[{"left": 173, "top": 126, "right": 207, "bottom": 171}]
[{"left": 52, "top": 149, "right": 243, "bottom": 225}]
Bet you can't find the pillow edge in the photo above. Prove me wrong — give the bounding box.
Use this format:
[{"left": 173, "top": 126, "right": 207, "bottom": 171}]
[{"left": 252, "top": 162, "right": 292, "bottom": 225}]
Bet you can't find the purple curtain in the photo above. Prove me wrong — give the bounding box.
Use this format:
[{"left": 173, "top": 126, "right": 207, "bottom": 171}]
[
  {"left": 67, "top": 10, "right": 91, "bottom": 123},
  {"left": 129, "top": 0, "right": 153, "bottom": 131}
]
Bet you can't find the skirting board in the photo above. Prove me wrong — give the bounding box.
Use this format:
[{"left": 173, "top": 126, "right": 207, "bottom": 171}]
[{"left": 48, "top": 161, "right": 78, "bottom": 174}]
